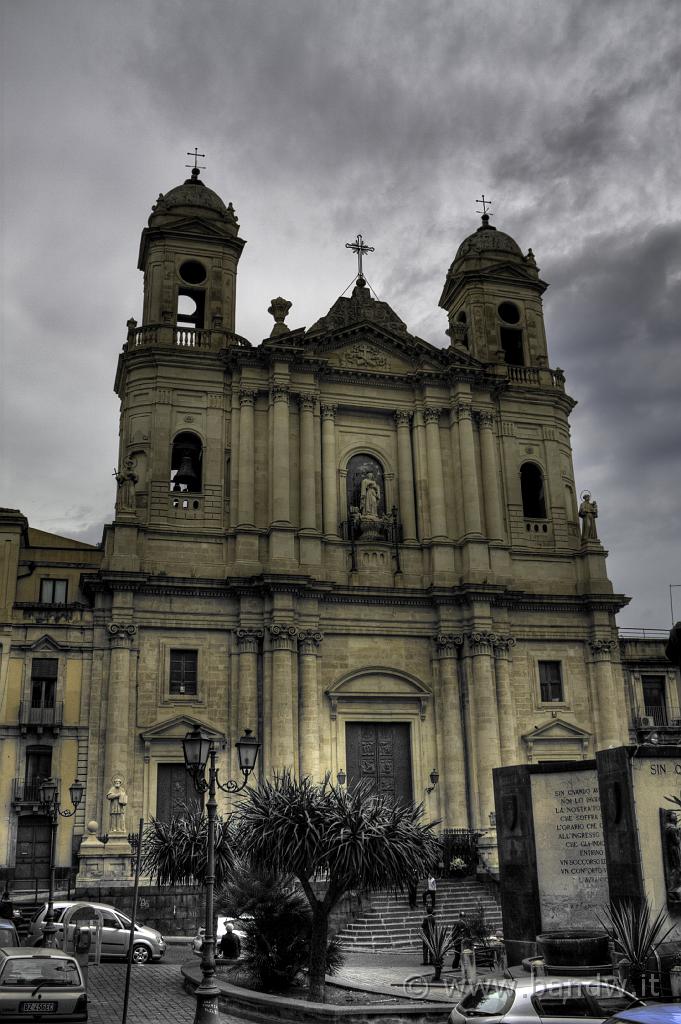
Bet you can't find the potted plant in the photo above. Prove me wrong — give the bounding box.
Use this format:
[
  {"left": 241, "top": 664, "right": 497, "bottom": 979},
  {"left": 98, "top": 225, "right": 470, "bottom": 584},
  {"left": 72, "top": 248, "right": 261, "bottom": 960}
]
[
  {"left": 598, "top": 899, "right": 675, "bottom": 998},
  {"left": 423, "top": 921, "right": 461, "bottom": 983},
  {"left": 449, "top": 856, "right": 469, "bottom": 878}
]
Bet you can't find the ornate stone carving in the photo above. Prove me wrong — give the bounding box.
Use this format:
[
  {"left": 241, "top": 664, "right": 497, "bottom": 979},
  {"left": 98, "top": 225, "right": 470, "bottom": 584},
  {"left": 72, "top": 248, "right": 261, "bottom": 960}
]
[
  {"left": 455, "top": 401, "right": 473, "bottom": 421},
  {"left": 320, "top": 403, "right": 338, "bottom": 421},
  {"left": 298, "top": 393, "right": 316, "bottom": 410},
  {"left": 424, "top": 407, "right": 441, "bottom": 424},
  {"left": 493, "top": 635, "right": 517, "bottom": 656},
  {"left": 207, "top": 394, "right": 223, "bottom": 409},
  {"left": 337, "top": 342, "right": 388, "bottom": 369},
  {"left": 106, "top": 774, "right": 128, "bottom": 834},
  {"left": 466, "top": 631, "right": 496, "bottom": 655},
  {"left": 269, "top": 623, "right": 298, "bottom": 650},
  {"left": 579, "top": 491, "right": 599, "bottom": 542},
  {"left": 113, "top": 456, "right": 138, "bottom": 513},
  {"left": 235, "top": 628, "right": 263, "bottom": 654},
  {"left": 589, "top": 638, "right": 617, "bottom": 658},
  {"left": 477, "top": 410, "right": 495, "bottom": 430},
  {"left": 394, "top": 410, "right": 411, "bottom": 427},
  {"left": 268, "top": 296, "right": 292, "bottom": 337},
  {"left": 298, "top": 630, "right": 323, "bottom": 655},
  {"left": 107, "top": 623, "right": 137, "bottom": 640},
  {"left": 270, "top": 385, "right": 289, "bottom": 405},
  {"left": 435, "top": 633, "right": 464, "bottom": 656},
  {"left": 239, "top": 388, "right": 257, "bottom": 406}
]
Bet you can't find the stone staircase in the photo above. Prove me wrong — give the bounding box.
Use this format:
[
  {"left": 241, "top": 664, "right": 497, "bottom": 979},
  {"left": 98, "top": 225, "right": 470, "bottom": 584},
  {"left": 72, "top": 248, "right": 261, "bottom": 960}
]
[{"left": 337, "top": 878, "right": 503, "bottom": 951}]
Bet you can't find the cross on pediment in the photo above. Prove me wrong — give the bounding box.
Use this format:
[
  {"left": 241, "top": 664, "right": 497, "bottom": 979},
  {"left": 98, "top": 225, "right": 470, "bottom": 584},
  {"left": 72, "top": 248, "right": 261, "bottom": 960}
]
[{"left": 345, "top": 233, "right": 375, "bottom": 281}]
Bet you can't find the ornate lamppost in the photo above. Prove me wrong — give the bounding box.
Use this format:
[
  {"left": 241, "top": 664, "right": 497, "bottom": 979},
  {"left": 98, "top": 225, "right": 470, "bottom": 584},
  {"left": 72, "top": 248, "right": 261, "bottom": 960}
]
[
  {"left": 38, "top": 777, "right": 84, "bottom": 948},
  {"left": 182, "top": 726, "right": 260, "bottom": 1024}
]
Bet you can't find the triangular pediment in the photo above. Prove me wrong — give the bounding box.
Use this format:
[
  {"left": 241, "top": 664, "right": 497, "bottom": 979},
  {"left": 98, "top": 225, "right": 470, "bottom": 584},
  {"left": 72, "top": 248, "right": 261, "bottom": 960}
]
[
  {"left": 522, "top": 717, "right": 592, "bottom": 761},
  {"left": 140, "top": 714, "right": 225, "bottom": 744},
  {"left": 28, "top": 634, "right": 68, "bottom": 653},
  {"left": 309, "top": 322, "right": 451, "bottom": 375}
]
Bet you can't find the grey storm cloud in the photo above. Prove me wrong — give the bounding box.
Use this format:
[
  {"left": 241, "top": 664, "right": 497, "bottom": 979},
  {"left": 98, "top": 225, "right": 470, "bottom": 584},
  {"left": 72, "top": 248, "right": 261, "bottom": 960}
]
[{"left": 1, "top": 0, "right": 680, "bottom": 624}]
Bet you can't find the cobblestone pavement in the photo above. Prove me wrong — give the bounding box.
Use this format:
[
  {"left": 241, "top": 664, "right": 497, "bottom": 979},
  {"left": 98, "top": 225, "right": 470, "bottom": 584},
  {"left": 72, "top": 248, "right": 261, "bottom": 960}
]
[{"left": 85, "top": 959, "right": 243, "bottom": 1024}]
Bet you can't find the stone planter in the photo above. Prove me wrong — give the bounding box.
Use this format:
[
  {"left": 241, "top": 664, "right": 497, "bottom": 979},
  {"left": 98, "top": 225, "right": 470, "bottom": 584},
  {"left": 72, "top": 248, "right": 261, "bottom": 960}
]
[{"left": 537, "top": 930, "right": 610, "bottom": 976}]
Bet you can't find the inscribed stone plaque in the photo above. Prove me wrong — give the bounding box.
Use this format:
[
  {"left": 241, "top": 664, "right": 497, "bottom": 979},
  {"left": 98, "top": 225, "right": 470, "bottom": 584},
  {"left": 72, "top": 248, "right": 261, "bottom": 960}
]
[{"left": 531, "top": 769, "right": 608, "bottom": 929}]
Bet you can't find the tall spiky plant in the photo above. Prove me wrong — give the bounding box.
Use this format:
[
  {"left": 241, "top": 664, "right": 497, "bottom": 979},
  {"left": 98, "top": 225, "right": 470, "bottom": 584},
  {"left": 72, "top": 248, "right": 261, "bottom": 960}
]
[
  {"left": 140, "top": 805, "right": 235, "bottom": 887},
  {"left": 234, "top": 771, "right": 440, "bottom": 1002},
  {"left": 598, "top": 899, "right": 675, "bottom": 973}
]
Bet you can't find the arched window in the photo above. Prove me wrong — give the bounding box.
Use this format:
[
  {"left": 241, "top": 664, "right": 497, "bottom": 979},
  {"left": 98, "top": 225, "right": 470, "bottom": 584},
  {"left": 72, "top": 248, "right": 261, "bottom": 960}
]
[
  {"left": 498, "top": 302, "right": 524, "bottom": 365},
  {"left": 346, "top": 454, "right": 386, "bottom": 518},
  {"left": 170, "top": 432, "right": 203, "bottom": 493},
  {"left": 176, "top": 261, "right": 207, "bottom": 329},
  {"left": 520, "top": 462, "right": 546, "bottom": 518}
]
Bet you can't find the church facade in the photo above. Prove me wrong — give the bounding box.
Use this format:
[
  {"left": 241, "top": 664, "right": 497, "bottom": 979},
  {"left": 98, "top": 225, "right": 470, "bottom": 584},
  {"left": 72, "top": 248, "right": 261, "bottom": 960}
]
[{"left": 2, "top": 169, "right": 677, "bottom": 884}]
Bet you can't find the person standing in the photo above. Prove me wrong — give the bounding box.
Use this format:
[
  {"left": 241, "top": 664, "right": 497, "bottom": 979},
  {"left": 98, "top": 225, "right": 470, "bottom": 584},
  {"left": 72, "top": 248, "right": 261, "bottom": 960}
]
[{"left": 425, "top": 873, "right": 437, "bottom": 909}]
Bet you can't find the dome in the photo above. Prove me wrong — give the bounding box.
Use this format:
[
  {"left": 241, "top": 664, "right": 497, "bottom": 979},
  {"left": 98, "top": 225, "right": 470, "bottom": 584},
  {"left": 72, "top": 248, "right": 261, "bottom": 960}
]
[
  {"left": 454, "top": 213, "right": 523, "bottom": 262},
  {"left": 148, "top": 168, "right": 238, "bottom": 227}
]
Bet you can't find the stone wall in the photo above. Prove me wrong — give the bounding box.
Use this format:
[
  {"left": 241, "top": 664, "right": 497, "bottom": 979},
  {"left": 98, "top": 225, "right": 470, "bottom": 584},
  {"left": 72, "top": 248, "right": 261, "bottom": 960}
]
[{"left": 75, "top": 883, "right": 203, "bottom": 936}]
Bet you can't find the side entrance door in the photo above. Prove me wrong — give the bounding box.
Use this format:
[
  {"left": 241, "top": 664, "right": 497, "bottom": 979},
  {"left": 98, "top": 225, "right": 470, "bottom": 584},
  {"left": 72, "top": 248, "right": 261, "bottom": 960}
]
[
  {"left": 155, "top": 763, "right": 201, "bottom": 821},
  {"left": 345, "top": 722, "right": 413, "bottom": 805},
  {"left": 15, "top": 816, "right": 52, "bottom": 885}
]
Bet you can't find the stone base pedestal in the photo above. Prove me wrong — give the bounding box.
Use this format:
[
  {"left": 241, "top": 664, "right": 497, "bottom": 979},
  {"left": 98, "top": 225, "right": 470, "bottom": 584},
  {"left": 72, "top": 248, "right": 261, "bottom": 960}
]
[{"left": 77, "top": 822, "right": 133, "bottom": 884}]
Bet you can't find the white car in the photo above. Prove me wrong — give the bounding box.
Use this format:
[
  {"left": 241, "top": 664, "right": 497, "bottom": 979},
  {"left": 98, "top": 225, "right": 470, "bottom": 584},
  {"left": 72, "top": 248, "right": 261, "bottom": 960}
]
[
  {"left": 26, "top": 901, "right": 166, "bottom": 964},
  {"left": 449, "top": 977, "right": 642, "bottom": 1023}
]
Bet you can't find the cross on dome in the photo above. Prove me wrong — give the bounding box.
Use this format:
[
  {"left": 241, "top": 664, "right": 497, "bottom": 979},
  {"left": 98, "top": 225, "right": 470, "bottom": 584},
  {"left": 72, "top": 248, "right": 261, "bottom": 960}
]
[{"left": 185, "top": 148, "right": 206, "bottom": 178}]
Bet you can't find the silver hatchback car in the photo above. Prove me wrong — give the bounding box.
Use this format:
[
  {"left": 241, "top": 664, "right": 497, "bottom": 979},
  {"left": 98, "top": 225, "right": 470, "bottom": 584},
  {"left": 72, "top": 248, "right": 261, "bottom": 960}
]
[
  {"left": 0, "top": 947, "right": 87, "bottom": 1022},
  {"left": 449, "top": 977, "right": 643, "bottom": 1023},
  {"left": 26, "top": 901, "right": 166, "bottom": 964}
]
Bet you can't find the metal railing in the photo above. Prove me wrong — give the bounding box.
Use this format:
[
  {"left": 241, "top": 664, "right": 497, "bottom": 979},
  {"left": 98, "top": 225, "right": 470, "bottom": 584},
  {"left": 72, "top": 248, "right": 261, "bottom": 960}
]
[
  {"left": 635, "top": 706, "right": 673, "bottom": 728},
  {"left": 12, "top": 777, "right": 61, "bottom": 804},
  {"left": 18, "top": 702, "right": 63, "bottom": 730}
]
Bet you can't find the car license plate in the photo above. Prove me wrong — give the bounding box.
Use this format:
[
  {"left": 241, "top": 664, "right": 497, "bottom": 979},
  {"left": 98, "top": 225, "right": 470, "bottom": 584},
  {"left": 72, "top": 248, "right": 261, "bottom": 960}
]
[{"left": 20, "top": 1001, "right": 57, "bottom": 1013}]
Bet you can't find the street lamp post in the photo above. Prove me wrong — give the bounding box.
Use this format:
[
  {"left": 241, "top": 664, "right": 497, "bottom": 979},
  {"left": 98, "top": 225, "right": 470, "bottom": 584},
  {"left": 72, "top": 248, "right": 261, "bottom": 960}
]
[
  {"left": 38, "top": 777, "right": 84, "bottom": 948},
  {"left": 182, "top": 726, "right": 260, "bottom": 1024}
]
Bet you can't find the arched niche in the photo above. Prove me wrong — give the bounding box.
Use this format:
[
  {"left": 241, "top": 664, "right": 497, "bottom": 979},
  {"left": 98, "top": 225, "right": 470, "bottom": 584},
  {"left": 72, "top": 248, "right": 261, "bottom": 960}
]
[
  {"left": 345, "top": 453, "right": 386, "bottom": 518},
  {"left": 170, "top": 431, "right": 203, "bottom": 493},
  {"left": 520, "top": 461, "right": 546, "bottom": 519}
]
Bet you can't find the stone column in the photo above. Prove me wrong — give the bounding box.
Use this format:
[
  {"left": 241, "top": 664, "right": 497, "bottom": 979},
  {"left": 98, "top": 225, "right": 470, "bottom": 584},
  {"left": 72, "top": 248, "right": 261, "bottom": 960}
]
[
  {"left": 394, "top": 411, "right": 417, "bottom": 541},
  {"left": 411, "top": 409, "right": 430, "bottom": 540},
  {"left": 269, "top": 625, "right": 297, "bottom": 770},
  {"left": 467, "top": 631, "right": 502, "bottom": 828},
  {"left": 236, "top": 629, "right": 262, "bottom": 735},
  {"left": 435, "top": 634, "right": 468, "bottom": 827},
  {"left": 590, "top": 639, "right": 621, "bottom": 749},
  {"left": 478, "top": 411, "right": 504, "bottom": 541},
  {"left": 271, "top": 387, "right": 291, "bottom": 524},
  {"left": 103, "top": 622, "right": 136, "bottom": 849},
  {"left": 298, "top": 631, "right": 323, "bottom": 780},
  {"left": 321, "top": 404, "right": 338, "bottom": 537},
  {"left": 456, "top": 401, "right": 483, "bottom": 536},
  {"left": 299, "top": 395, "right": 316, "bottom": 531},
  {"left": 424, "top": 408, "right": 448, "bottom": 539},
  {"left": 493, "top": 636, "right": 517, "bottom": 765},
  {"left": 237, "top": 389, "right": 256, "bottom": 527}
]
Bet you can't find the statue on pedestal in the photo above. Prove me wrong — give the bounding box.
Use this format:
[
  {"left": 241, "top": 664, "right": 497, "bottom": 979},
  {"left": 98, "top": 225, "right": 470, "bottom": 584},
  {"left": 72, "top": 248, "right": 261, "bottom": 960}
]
[
  {"left": 106, "top": 775, "right": 128, "bottom": 833},
  {"left": 360, "top": 472, "right": 380, "bottom": 519},
  {"left": 579, "top": 491, "right": 598, "bottom": 542},
  {"left": 114, "top": 457, "right": 138, "bottom": 512}
]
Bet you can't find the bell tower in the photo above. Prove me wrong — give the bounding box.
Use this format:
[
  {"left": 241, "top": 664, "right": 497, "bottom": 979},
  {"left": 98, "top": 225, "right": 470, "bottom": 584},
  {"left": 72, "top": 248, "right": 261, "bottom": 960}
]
[
  {"left": 110, "top": 167, "right": 246, "bottom": 561},
  {"left": 439, "top": 211, "right": 549, "bottom": 367}
]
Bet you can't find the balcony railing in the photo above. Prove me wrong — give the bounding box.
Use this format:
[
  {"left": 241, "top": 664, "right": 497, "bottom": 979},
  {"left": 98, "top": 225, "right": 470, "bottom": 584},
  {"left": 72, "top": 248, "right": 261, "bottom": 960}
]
[
  {"left": 125, "top": 322, "right": 251, "bottom": 352},
  {"left": 635, "top": 706, "right": 679, "bottom": 729},
  {"left": 12, "top": 777, "right": 60, "bottom": 806},
  {"left": 18, "top": 702, "right": 63, "bottom": 735},
  {"left": 500, "top": 365, "right": 566, "bottom": 390}
]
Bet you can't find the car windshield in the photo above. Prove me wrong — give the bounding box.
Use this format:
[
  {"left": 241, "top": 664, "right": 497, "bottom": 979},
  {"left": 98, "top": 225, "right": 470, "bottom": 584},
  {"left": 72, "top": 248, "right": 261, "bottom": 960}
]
[
  {"left": 0, "top": 958, "right": 81, "bottom": 987},
  {"left": 458, "top": 983, "right": 515, "bottom": 1016},
  {"left": 582, "top": 982, "right": 643, "bottom": 1015},
  {"left": 118, "top": 914, "right": 132, "bottom": 927}
]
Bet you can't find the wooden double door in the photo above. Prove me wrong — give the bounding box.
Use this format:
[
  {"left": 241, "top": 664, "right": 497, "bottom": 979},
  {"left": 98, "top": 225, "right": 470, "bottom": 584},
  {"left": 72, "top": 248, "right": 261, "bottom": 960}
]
[
  {"left": 15, "top": 816, "right": 52, "bottom": 884},
  {"left": 345, "top": 722, "right": 413, "bottom": 805},
  {"left": 156, "top": 763, "right": 202, "bottom": 821}
]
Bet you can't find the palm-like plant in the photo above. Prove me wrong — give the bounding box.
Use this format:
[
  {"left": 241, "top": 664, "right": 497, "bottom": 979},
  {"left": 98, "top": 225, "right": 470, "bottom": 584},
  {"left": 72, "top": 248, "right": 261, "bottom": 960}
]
[
  {"left": 234, "top": 771, "right": 441, "bottom": 1002},
  {"left": 598, "top": 899, "right": 675, "bottom": 993},
  {"left": 140, "top": 806, "right": 235, "bottom": 887},
  {"left": 423, "top": 922, "right": 461, "bottom": 982}
]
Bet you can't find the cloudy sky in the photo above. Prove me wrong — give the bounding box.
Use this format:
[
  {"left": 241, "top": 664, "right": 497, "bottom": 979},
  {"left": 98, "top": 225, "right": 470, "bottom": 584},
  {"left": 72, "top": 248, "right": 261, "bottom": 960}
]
[{"left": 2, "top": 0, "right": 680, "bottom": 629}]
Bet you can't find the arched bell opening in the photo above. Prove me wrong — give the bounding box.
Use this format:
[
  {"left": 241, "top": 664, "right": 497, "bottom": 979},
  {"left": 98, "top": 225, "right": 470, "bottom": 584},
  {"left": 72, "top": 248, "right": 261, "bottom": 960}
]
[
  {"left": 520, "top": 461, "right": 546, "bottom": 519},
  {"left": 170, "top": 432, "right": 203, "bottom": 493}
]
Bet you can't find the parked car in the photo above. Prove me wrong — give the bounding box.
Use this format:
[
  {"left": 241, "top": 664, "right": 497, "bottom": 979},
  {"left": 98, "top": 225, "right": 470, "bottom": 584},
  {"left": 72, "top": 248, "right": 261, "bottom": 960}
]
[
  {"left": 25, "top": 901, "right": 166, "bottom": 964},
  {"left": 448, "top": 977, "right": 643, "bottom": 1023},
  {"left": 0, "top": 920, "right": 20, "bottom": 948},
  {"left": 606, "top": 1006, "right": 681, "bottom": 1023},
  {"left": 0, "top": 947, "right": 87, "bottom": 1021}
]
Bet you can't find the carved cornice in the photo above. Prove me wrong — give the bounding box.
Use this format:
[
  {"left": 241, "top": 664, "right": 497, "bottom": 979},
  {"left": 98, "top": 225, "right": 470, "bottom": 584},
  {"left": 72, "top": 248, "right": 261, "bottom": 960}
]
[
  {"left": 424, "top": 407, "right": 441, "bottom": 425},
  {"left": 434, "top": 633, "right": 464, "bottom": 656},
  {"left": 235, "top": 628, "right": 263, "bottom": 654},
  {"left": 239, "top": 388, "right": 258, "bottom": 406},
  {"left": 298, "top": 630, "right": 323, "bottom": 654},
  {"left": 268, "top": 623, "right": 298, "bottom": 650},
  {"left": 394, "top": 410, "right": 412, "bottom": 427}
]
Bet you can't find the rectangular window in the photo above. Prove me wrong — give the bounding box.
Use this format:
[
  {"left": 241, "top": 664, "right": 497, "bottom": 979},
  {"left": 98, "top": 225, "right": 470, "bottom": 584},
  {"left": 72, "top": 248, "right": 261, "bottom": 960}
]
[
  {"left": 539, "top": 661, "right": 563, "bottom": 702},
  {"left": 31, "top": 659, "right": 58, "bottom": 708},
  {"left": 642, "top": 674, "right": 667, "bottom": 726},
  {"left": 169, "top": 650, "right": 198, "bottom": 696},
  {"left": 40, "top": 579, "right": 68, "bottom": 604}
]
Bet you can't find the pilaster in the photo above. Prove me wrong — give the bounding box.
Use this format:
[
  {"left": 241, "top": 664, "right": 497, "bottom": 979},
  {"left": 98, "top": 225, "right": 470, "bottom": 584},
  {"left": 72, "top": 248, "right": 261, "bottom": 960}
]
[
  {"left": 235, "top": 629, "right": 263, "bottom": 737},
  {"left": 321, "top": 405, "right": 338, "bottom": 538},
  {"left": 298, "top": 630, "right": 323, "bottom": 780},
  {"left": 394, "top": 411, "right": 417, "bottom": 541},
  {"left": 434, "top": 633, "right": 468, "bottom": 827},
  {"left": 493, "top": 635, "right": 517, "bottom": 765},
  {"left": 466, "top": 630, "right": 502, "bottom": 828},
  {"left": 268, "top": 624, "right": 298, "bottom": 770}
]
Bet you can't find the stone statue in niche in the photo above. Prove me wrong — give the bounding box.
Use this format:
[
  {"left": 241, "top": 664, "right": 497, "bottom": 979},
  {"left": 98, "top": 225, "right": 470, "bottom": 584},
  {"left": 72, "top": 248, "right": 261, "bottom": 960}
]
[
  {"left": 579, "top": 490, "right": 598, "bottom": 541},
  {"left": 360, "top": 472, "right": 381, "bottom": 518},
  {"left": 106, "top": 775, "right": 129, "bottom": 834},
  {"left": 660, "top": 808, "right": 681, "bottom": 904}
]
